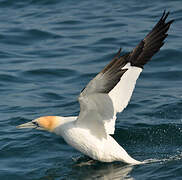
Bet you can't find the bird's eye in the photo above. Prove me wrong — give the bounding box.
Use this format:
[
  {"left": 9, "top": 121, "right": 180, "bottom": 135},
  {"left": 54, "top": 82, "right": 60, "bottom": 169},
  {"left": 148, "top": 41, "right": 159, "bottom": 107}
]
[{"left": 32, "top": 121, "right": 39, "bottom": 127}]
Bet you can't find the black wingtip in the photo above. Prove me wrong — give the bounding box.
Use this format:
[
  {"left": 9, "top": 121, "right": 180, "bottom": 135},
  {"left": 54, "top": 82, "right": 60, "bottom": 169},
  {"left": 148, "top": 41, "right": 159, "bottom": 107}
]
[
  {"left": 162, "top": 10, "right": 170, "bottom": 21},
  {"left": 168, "top": 19, "right": 175, "bottom": 25},
  {"left": 128, "top": 10, "right": 174, "bottom": 68},
  {"left": 116, "top": 48, "right": 122, "bottom": 57},
  {"left": 161, "top": 10, "right": 175, "bottom": 24},
  {"left": 161, "top": 10, "right": 166, "bottom": 19}
]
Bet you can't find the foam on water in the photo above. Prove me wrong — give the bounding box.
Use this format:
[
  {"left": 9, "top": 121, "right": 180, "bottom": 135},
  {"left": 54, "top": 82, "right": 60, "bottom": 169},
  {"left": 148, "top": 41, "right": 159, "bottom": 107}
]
[{"left": 142, "top": 152, "right": 182, "bottom": 164}]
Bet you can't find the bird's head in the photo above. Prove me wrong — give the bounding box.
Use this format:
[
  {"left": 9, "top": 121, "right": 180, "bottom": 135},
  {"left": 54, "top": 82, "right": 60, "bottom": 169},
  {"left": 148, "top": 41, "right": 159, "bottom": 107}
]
[{"left": 16, "top": 116, "right": 61, "bottom": 132}]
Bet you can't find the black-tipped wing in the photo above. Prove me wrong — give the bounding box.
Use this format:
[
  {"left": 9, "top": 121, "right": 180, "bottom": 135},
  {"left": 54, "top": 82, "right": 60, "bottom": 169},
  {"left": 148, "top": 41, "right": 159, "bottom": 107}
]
[
  {"left": 76, "top": 11, "right": 174, "bottom": 137},
  {"left": 80, "top": 48, "right": 128, "bottom": 97},
  {"left": 80, "top": 11, "right": 174, "bottom": 97},
  {"left": 128, "top": 11, "right": 174, "bottom": 68}
]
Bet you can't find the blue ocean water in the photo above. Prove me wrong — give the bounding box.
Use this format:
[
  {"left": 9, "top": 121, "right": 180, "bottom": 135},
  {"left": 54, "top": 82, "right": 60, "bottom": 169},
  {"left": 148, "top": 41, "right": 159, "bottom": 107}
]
[{"left": 0, "top": 0, "right": 181, "bottom": 179}]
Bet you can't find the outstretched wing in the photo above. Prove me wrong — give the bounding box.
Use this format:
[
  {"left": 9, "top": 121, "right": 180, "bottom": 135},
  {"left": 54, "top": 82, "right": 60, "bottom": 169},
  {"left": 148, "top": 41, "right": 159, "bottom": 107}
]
[{"left": 76, "top": 11, "right": 174, "bottom": 138}]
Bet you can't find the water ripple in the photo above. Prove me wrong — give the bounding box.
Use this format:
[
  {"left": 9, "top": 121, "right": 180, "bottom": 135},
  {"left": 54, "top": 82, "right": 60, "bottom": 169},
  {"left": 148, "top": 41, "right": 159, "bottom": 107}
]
[{"left": 0, "top": 1, "right": 181, "bottom": 180}]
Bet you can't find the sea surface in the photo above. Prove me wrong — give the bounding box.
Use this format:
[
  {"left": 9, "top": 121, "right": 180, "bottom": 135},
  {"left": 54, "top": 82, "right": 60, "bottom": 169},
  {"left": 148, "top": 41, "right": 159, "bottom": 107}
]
[{"left": 0, "top": 0, "right": 181, "bottom": 179}]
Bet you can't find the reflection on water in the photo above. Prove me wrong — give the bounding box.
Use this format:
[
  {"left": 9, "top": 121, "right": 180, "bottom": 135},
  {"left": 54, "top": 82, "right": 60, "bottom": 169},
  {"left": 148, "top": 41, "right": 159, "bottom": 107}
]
[
  {"left": 77, "top": 163, "right": 134, "bottom": 180},
  {"left": 43, "top": 160, "right": 135, "bottom": 180},
  {"left": 41, "top": 152, "right": 182, "bottom": 180}
]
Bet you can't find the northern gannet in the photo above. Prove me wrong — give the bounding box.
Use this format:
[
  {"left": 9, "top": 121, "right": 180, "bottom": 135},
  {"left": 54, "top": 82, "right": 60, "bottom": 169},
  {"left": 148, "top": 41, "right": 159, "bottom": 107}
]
[{"left": 17, "top": 11, "right": 174, "bottom": 164}]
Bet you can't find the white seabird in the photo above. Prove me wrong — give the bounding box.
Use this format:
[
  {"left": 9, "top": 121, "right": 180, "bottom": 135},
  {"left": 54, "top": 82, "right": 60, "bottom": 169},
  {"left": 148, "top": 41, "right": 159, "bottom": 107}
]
[{"left": 17, "top": 11, "right": 174, "bottom": 164}]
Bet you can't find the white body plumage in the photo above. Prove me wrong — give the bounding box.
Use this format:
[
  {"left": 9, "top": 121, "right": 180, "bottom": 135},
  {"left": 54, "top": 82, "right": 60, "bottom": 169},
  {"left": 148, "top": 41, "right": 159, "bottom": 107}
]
[{"left": 54, "top": 116, "right": 141, "bottom": 164}]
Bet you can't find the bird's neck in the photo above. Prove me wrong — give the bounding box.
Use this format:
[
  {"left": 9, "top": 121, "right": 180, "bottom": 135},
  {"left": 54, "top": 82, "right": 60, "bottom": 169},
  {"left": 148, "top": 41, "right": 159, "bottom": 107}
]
[{"left": 53, "top": 116, "right": 77, "bottom": 136}]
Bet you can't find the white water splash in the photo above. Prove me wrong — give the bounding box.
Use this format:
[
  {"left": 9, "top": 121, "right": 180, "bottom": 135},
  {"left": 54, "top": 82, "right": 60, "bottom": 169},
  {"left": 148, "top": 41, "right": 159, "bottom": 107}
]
[{"left": 141, "top": 152, "right": 182, "bottom": 164}]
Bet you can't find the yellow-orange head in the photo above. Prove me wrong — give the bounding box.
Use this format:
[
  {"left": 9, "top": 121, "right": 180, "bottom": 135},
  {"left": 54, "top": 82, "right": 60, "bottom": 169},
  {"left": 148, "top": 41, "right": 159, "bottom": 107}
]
[
  {"left": 17, "top": 116, "right": 61, "bottom": 132},
  {"left": 36, "top": 116, "right": 61, "bottom": 132}
]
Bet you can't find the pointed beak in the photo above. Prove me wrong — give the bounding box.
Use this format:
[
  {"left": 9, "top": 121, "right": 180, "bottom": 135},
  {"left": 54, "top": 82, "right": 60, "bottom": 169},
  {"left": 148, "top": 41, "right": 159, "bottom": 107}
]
[{"left": 16, "top": 121, "right": 38, "bottom": 129}]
